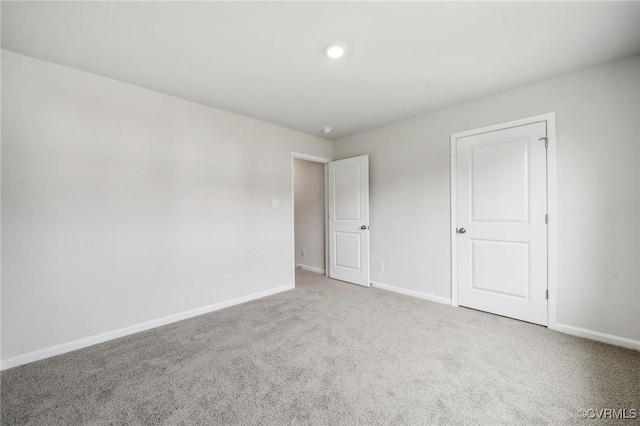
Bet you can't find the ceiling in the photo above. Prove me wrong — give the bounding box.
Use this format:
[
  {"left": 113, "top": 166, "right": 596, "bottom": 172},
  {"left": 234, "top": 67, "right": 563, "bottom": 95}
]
[{"left": 3, "top": 2, "right": 640, "bottom": 140}]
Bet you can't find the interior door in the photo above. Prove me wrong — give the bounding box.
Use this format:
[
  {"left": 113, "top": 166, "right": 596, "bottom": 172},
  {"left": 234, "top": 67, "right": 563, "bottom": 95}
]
[
  {"left": 328, "top": 155, "right": 370, "bottom": 287},
  {"left": 456, "top": 122, "right": 548, "bottom": 325}
]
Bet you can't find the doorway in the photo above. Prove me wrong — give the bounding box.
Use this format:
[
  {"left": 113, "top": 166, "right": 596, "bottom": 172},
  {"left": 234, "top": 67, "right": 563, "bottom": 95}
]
[
  {"left": 291, "top": 152, "right": 371, "bottom": 288},
  {"left": 291, "top": 152, "right": 330, "bottom": 288},
  {"left": 450, "top": 113, "right": 557, "bottom": 327},
  {"left": 293, "top": 157, "right": 328, "bottom": 275}
]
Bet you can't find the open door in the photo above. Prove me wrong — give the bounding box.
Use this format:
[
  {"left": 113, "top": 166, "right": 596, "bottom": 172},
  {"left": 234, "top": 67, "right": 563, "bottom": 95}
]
[{"left": 328, "top": 155, "right": 370, "bottom": 287}]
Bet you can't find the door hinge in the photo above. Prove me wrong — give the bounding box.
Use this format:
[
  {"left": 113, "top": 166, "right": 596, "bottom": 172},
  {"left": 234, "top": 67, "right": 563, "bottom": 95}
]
[
  {"left": 545, "top": 289, "right": 549, "bottom": 300},
  {"left": 545, "top": 214, "right": 548, "bottom": 224},
  {"left": 539, "top": 137, "right": 548, "bottom": 149}
]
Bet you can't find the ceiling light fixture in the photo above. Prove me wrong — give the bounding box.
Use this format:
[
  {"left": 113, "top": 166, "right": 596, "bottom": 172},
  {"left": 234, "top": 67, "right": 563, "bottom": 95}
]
[
  {"left": 322, "top": 127, "right": 332, "bottom": 134},
  {"left": 324, "top": 42, "right": 347, "bottom": 59}
]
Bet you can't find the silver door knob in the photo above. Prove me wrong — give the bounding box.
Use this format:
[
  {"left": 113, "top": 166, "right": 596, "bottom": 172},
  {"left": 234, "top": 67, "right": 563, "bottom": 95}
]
[{"left": 456, "top": 228, "right": 466, "bottom": 234}]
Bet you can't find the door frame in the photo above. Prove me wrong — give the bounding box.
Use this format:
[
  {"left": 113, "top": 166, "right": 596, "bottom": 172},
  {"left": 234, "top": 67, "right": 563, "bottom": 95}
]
[
  {"left": 449, "top": 112, "right": 557, "bottom": 330},
  {"left": 291, "top": 152, "right": 332, "bottom": 288}
]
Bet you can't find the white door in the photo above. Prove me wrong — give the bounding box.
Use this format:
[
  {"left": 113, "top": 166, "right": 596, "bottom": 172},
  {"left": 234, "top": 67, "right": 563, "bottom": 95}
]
[
  {"left": 328, "top": 155, "right": 370, "bottom": 287},
  {"left": 455, "top": 122, "right": 548, "bottom": 325}
]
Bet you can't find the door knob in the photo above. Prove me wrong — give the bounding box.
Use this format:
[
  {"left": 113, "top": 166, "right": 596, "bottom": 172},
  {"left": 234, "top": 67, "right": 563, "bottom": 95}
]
[
  {"left": 456, "top": 228, "right": 466, "bottom": 234},
  {"left": 361, "top": 225, "right": 369, "bottom": 230}
]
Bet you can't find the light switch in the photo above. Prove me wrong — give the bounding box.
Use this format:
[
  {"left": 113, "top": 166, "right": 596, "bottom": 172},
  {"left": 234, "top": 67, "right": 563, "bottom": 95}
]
[{"left": 272, "top": 199, "right": 280, "bottom": 209}]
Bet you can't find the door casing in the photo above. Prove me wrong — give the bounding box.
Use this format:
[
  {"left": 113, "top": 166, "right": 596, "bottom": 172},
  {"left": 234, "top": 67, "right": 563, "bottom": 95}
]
[{"left": 450, "top": 113, "right": 557, "bottom": 330}]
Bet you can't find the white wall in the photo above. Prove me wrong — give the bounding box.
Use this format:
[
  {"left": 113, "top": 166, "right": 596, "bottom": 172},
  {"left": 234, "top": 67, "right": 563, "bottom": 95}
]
[
  {"left": 1, "top": 50, "right": 333, "bottom": 365},
  {"left": 294, "top": 159, "right": 325, "bottom": 272},
  {"left": 334, "top": 55, "right": 640, "bottom": 344}
]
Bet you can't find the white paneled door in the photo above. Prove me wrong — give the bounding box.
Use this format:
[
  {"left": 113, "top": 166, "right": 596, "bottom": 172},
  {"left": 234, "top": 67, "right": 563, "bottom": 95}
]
[
  {"left": 328, "top": 155, "right": 370, "bottom": 287},
  {"left": 455, "top": 122, "right": 548, "bottom": 325}
]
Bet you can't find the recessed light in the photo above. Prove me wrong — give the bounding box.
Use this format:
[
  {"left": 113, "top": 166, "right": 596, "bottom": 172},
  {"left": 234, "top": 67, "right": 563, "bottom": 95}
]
[
  {"left": 324, "top": 42, "right": 347, "bottom": 59},
  {"left": 322, "top": 127, "right": 332, "bottom": 134}
]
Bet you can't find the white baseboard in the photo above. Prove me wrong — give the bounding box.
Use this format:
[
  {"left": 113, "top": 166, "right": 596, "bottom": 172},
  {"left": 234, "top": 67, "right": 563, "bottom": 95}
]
[
  {"left": 554, "top": 323, "right": 640, "bottom": 351},
  {"left": 371, "top": 281, "right": 451, "bottom": 306},
  {"left": 0, "top": 284, "right": 294, "bottom": 371},
  {"left": 295, "top": 264, "right": 326, "bottom": 275}
]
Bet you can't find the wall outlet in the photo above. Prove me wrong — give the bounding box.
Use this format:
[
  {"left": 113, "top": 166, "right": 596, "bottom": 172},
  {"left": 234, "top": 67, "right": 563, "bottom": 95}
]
[
  {"left": 378, "top": 261, "right": 385, "bottom": 271},
  {"left": 272, "top": 199, "right": 280, "bottom": 209},
  {"left": 301, "top": 248, "right": 306, "bottom": 256},
  {"left": 224, "top": 274, "right": 231, "bottom": 285}
]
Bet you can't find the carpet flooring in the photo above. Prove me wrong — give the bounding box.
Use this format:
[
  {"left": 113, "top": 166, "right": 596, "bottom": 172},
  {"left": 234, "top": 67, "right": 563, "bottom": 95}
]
[{"left": 1, "top": 269, "right": 639, "bottom": 425}]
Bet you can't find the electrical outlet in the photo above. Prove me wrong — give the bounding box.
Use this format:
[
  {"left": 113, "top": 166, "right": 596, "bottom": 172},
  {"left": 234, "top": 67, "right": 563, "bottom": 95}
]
[
  {"left": 378, "top": 261, "right": 385, "bottom": 271},
  {"left": 301, "top": 249, "right": 306, "bottom": 256},
  {"left": 224, "top": 274, "right": 231, "bottom": 285}
]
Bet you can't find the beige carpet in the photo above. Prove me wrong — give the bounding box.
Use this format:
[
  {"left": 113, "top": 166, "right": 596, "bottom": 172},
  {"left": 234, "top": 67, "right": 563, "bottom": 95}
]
[{"left": 2, "top": 269, "right": 639, "bottom": 425}]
